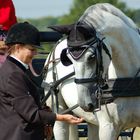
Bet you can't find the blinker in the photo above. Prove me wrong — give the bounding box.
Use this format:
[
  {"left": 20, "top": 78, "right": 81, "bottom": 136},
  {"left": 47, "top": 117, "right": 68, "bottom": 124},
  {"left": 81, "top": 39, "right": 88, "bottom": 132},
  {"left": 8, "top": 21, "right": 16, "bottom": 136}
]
[
  {"left": 59, "top": 21, "right": 99, "bottom": 66},
  {"left": 69, "top": 46, "right": 88, "bottom": 60},
  {"left": 60, "top": 45, "right": 89, "bottom": 66}
]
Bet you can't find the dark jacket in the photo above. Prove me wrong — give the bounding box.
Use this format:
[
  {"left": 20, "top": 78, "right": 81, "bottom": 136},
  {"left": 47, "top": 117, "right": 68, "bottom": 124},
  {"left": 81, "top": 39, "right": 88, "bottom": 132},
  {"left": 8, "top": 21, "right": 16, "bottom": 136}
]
[{"left": 0, "top": 56, "right": 56, "bottom": 140}]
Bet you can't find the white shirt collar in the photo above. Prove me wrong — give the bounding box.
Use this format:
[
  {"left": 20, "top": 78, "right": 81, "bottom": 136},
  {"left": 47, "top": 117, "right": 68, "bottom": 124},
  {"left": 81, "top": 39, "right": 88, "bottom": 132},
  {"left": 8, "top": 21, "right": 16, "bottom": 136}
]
[{"left": 10, "top": 55, "right": 29, "bottom": 69}]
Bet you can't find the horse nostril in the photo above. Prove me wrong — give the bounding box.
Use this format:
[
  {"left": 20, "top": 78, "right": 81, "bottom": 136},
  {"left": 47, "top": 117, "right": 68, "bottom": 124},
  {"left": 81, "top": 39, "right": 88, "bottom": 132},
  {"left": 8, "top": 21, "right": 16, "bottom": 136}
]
[{"left": 88, "top": 103, "right": 94, "bottom": 111}]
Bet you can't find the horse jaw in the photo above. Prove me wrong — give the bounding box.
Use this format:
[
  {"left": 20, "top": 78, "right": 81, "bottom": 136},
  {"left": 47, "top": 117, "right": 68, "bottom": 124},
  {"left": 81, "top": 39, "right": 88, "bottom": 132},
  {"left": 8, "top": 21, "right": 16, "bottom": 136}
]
[{"left": 77, "top": 84, "right": 94, "bottom": 112}]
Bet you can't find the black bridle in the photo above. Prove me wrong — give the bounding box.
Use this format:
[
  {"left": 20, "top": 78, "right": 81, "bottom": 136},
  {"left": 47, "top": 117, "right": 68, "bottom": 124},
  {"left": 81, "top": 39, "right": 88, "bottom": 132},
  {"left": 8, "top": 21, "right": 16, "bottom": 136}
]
[
  {"left": 68, "top": 37, "right": 112, "bottom": 86},
  {"left": 67, "top": 37, "right": 112, "bottom": 111}
]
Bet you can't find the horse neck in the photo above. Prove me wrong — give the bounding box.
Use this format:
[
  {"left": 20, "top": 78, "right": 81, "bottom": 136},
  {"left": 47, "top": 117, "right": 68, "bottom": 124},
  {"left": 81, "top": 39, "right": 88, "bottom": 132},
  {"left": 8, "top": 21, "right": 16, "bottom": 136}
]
[
  {"left": 81, "top": 4, "right": 140, "bottom": 78},
  {"left": 106, "top": 28, "right": 140, "bottom": 78}
]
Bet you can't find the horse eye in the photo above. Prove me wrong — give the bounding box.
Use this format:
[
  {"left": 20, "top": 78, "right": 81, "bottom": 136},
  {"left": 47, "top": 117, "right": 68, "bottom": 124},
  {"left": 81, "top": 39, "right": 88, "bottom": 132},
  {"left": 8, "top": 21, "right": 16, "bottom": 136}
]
[{"left": 88, "top": 54, "right": 95, "bottom": 61}]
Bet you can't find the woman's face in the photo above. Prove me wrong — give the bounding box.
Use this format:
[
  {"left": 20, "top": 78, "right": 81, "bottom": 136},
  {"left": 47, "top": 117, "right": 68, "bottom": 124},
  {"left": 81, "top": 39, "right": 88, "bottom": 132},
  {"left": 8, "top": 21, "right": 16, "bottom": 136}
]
[{"left": 17, "top": 44, "right": 37, "bottom": 64}]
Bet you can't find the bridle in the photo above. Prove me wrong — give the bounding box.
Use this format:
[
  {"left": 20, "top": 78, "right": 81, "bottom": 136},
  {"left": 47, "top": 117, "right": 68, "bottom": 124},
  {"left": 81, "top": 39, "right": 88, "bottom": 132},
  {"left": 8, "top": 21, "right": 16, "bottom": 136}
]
[
  {"left": 67, "top": 37, "right": 112, "bottom": 86},
  {"left": 66, "top": 36, "right": 112, "bottom": 111}
]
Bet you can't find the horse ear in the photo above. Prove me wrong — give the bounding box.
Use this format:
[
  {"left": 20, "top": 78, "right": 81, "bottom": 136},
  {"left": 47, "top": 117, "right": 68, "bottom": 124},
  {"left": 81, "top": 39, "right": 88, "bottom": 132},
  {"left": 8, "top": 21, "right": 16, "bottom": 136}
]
[
  {"left": 48, "top": 24, "right": 74, "bottom": 35},
  {"left": 78, "top": 23, "right": 96, "bottom": 37}
]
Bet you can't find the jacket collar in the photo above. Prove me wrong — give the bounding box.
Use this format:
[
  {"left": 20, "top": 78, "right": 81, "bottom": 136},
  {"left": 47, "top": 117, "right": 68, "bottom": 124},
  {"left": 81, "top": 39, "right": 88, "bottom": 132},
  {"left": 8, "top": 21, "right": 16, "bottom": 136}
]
[{"left": 7, "top": 56, "right": 27, "bottom": 72}]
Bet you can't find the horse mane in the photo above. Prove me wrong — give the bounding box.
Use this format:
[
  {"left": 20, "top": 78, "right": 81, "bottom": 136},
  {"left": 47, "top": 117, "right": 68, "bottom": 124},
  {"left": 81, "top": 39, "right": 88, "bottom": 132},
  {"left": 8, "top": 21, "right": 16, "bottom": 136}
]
[{"left": 79, "top": 3, "right": 138, "bottom": 33}]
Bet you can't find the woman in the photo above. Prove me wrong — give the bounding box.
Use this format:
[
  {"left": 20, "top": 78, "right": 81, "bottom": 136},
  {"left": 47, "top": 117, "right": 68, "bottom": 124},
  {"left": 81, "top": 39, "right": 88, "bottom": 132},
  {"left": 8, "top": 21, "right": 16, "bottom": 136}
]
[{"left": 0, "top": 22, "right": 83, "bottom": 140}]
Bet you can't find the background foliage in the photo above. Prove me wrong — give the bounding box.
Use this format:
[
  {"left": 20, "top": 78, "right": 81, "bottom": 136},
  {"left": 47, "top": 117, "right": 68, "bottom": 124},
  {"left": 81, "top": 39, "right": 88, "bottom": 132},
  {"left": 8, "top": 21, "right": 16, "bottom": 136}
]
[
  {"left": 18, "top": 0, "right": 140, "bottom": 53},
  {"left": 18, "top": 0, "right": 140, "bottom": 30}
]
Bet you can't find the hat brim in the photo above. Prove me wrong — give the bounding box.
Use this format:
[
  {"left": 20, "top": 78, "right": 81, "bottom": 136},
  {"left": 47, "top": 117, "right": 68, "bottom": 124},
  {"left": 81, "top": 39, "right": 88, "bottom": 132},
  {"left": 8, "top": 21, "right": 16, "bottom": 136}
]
[{"left": 31, "top": 44, "right": 44, "bottom": 50}]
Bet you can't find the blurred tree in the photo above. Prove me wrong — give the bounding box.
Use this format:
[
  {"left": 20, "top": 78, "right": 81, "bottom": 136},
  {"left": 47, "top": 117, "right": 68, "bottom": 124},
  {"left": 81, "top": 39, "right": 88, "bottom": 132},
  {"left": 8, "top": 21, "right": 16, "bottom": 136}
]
[
  {"left": 133, "top": 9, "right": 140, "bottom": 26},
  {"left": 18, "top": 16, "right": 59, "bottom": 53},
  {"left": 17, "top": 0, "right": 140, "bottom": 53},
  {"left": 18, "top": 0, "right": 139, "bottom": 29},
  {"left": 59, "top": 0, "right": 137, "bottom": 25},
  {"left": 18, "top": 16, "right": 59, "bottom": 31}
]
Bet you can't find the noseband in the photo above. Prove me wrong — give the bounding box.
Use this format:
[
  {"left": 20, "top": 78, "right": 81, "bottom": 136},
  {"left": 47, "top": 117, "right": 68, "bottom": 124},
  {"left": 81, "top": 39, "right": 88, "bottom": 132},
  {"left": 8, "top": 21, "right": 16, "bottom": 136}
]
[{"left": 69, "top": 37, "right": 112, "bottom": 111}]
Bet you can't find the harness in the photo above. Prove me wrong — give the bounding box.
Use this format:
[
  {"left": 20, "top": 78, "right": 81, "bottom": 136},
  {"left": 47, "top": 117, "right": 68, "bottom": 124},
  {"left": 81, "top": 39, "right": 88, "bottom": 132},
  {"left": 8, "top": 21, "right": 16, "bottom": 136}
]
[
  {"left": 64, "top": 35, "right": 140, "bottom": 111},
  {"left": 41, "top": 41, "right": 79, "bottom": 114}
]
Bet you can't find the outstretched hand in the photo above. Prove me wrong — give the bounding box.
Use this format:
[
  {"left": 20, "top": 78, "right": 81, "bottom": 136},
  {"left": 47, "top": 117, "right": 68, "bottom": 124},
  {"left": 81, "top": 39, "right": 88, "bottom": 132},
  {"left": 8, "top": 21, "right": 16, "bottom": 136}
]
[{"left": 56, "top": 114, "right": 84, "bottom": 124}]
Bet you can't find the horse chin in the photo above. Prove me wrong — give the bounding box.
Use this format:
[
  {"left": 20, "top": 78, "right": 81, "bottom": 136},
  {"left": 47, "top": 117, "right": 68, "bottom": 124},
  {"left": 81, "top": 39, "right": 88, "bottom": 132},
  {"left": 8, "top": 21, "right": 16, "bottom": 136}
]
[
  {"left": 78, "top": 100, "right": 94, "bottom": 112},
  {"left": 83, "top": 104, "right": 95, "bottom": 112},
  {"left": 77, "top": 85, "right": 96, "bottom": 112},
  {"left": 78, "top": 85, "right": 98, "bottom": 112}
]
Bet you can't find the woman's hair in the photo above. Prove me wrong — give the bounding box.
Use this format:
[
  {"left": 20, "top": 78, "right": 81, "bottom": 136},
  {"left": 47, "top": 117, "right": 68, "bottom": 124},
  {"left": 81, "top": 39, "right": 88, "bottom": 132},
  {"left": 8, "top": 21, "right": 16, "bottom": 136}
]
[{"left": 7, "top": 44, "right": 24, "bottom": 55}]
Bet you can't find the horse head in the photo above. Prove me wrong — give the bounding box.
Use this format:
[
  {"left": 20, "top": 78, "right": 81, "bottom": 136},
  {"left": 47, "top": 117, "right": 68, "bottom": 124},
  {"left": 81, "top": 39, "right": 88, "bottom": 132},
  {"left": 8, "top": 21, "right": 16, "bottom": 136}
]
[{"left": 49, "top": 21, "right": 112, "bottom": 112}]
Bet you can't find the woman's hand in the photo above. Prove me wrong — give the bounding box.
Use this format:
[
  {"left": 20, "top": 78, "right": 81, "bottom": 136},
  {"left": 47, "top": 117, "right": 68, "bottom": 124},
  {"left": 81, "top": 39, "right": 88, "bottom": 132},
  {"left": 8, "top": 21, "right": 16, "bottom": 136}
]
[{"left": 56, "top": 114, "right": 84, "bottom": 124}]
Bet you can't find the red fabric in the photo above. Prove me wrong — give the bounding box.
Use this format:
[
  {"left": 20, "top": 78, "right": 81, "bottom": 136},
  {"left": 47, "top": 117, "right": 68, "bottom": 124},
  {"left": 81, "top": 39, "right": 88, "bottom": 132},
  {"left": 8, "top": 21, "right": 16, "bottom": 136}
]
[{"left": 0, "top": 0, "right": 17, "bottom": 31}]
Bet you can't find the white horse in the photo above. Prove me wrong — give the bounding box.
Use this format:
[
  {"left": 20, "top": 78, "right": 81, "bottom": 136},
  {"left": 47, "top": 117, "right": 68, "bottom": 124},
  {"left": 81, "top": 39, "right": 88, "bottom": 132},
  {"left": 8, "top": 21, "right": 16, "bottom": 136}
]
[
  {"left": 48, "top": 3, "right": 140, "bottom": 140},
  {"left": 42, "top": 39, "right": 99, "bottom": 140}
]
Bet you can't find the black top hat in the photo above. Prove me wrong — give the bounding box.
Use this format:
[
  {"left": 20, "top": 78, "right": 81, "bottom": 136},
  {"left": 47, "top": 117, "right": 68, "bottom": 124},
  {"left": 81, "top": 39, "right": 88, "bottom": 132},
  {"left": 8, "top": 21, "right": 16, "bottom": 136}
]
[{"left": 5, "top": 22, "right": 41, "bottom": 49}]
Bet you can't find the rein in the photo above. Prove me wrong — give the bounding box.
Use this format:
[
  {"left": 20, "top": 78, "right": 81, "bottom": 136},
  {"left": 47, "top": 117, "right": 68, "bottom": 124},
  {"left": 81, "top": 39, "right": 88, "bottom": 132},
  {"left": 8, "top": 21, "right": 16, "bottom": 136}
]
[
  {"left": 26, "top": 39, "right": 79, "bottom": 114},
  {"left": 67, "top": 35, "right": 140, "bottom": 111},
  {"left": 41, "top": 71, "right": 75, "bottom": 105},
  {"left": 41, "top": 59, "right": 78, "bottom": 113},
  {"left": 41, "top": 41, "right": 79, "bottom": 113},
  {"left": 66, "top": 37, "right": 112, "bottom": 111},
  {"left": 74, "top": 38, "right": 112, "bottom": 85}
]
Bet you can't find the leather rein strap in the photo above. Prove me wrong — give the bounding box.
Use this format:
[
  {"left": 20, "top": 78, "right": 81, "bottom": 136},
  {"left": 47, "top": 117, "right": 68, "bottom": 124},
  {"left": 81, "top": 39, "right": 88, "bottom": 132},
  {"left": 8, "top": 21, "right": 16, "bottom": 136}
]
[
  {"left": 74, "top": 38, "right": 111, "bottom": 85},
  {"left": 41, "top": 42, "right": 79, "bottom": 113}
]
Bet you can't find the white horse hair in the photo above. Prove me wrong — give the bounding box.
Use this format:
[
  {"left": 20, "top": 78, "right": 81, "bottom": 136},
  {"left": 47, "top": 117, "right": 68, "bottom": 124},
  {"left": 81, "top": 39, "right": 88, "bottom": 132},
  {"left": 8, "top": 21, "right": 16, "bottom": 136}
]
[
  {"left": 42, "top": 39, "right": 131, "bottom": 140},
  {"left": 47, "top": 3, "right": 140, "bottom": 140},
  {"left": 42, "top": 39, "right": 99, "bottom": 140}
]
